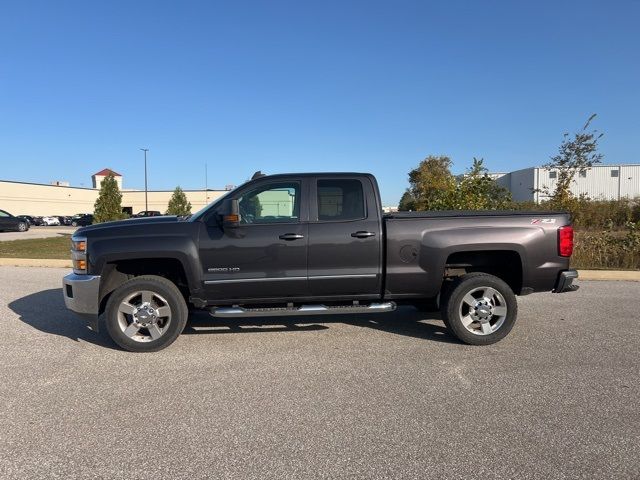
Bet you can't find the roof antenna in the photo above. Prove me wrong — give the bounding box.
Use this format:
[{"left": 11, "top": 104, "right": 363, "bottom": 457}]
[{"left": 251, "top": 171, "right": 266, "bottom": 180}]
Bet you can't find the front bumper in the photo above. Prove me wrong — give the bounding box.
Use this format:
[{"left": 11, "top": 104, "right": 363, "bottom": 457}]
[
  {"left": 63, "top": 273, "right": 101, "bottom": 330},
  {"left": 553, "top": 269, "right": 579, "bottom": 293}
]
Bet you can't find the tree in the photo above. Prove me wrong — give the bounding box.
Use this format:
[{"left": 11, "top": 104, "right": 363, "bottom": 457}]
[
  {"left": 398, "top": 190, "right": 417, "bottom": 211},
  {"left": 404, "top": 155, "right": 456, "bottom": 210},
  {"left": 93, "top": 174, "right": 126, "bottom": 223},
  {"left": 166, "top": 186, "right": 192, "bottom": 216},
  {"left": 399, "top": 156, "right": 511, "bottom": 211},
  {"left": 544, "top": 114, "right": 604, "bottom": 207},
  {"left": 452, "top": 158, "right": 512, "bottom": 210}
]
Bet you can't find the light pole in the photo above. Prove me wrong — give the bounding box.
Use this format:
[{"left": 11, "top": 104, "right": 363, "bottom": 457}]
[{"left": 140, "top": 148, "right": 149, "bottom": 211}]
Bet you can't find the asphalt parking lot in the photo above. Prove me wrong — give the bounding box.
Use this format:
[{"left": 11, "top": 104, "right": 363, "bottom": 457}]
[
  {"left": 0, "top": 226, "right": 77, "bottom": 241},
  {"left": 0, "top": 266, "right": 638, "bottom": 479}
]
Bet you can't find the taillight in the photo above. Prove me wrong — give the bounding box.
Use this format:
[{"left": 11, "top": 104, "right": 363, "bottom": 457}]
[{"left": 558, "top": 226, "right": 574, "bottom": 257}]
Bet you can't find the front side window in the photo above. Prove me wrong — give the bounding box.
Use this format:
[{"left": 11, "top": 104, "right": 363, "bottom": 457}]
[
  {"left": 238, "top": 182, "right": 300, "bottom": 224},
  {"left": 0, "top": 210, "right": 10, "bottom": 218},
  {"left": 317, "top": 179, "right": 365, "bottom": 221}
]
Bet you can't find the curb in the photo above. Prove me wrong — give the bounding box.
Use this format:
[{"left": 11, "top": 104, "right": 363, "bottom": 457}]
[
  {"left": 0, "top": 258, "right": 638, "bottom": 281},
  {"left": 577, "top": 269, "right": 640, "bottom": 281}
]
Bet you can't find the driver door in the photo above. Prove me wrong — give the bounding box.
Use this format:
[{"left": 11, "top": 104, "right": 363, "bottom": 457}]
[{"left": 199, "top": 179, "right": 310, "bottom": 301}]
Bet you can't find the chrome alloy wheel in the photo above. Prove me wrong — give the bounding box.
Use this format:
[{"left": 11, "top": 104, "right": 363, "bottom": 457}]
[
  {"left": 117, "top": 290, "right": 172, "bottom": 343},
  {"left": 458, "top": 286, "right": 508, "bottom": 336}
]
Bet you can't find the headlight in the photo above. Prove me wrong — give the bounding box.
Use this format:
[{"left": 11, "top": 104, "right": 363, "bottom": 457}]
[
  {"left": 71, "top": 238, "right": 86, "bottom": 252},
  {"left": 70, "top": 236, "right": 88, "bottom": 274}
]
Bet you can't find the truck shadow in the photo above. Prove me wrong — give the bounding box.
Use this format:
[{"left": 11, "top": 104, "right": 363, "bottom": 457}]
[
  {"left": 8, "top": 288, "right": 119, "bottom": 349},
  {"left": 10, "top": 289, "right": 458, "bottom": 347},
  {"left": 184, "top": 306, "right": 457, "bottom": 344}
]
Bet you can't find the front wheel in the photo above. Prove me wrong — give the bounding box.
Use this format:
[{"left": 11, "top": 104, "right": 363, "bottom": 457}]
[
  {"left": 17, "top": 222, "right": 27, "bottom": 232},
  {"left": 440, "top": 273, "right": 518, "bottom": 345},
  {"left": 105, "top": 275, "right": 188, "bottom": 352}
]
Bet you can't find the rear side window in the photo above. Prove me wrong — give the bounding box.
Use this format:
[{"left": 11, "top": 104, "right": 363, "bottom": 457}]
[{"left": 317, "top": 179, "right": 365, "bottom": 221}]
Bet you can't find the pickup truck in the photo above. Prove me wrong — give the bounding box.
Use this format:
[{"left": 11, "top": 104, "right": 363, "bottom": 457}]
[{"left": 63, "top": 172, "right": 578, "bottom": 352}]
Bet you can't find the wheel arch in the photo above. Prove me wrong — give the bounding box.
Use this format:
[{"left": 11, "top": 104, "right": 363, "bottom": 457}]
[
  {"left": 444, "top": 249, "right": 524, "bottom": 295},
  {"left": 98, "top": 257, "right": 191, "bottom": 314}
]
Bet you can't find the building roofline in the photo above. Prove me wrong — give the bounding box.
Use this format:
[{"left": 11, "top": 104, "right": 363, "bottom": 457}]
[{"left": 0, "top": 179, "right": 226, "bottom": 192}]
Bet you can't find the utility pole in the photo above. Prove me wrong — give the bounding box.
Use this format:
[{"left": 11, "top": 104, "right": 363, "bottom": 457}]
[
  {"left": 140, "top": 148, "right": 149, "bottom": 211},
  {"left": 205, "top": 163, "right": 208, "bottom": 204}
]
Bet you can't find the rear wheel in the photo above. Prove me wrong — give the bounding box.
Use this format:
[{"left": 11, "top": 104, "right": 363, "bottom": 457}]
[
  {"left": 440, "top": 273, "right": 517, "bottom": 345},
  {"left": 105, "top": 275, "right": 188, "bottom": 352}
]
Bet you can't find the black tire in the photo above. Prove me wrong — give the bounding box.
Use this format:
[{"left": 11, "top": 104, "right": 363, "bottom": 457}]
[
  {"left": 17, "top": 222, "right": 27, "bottom": 232},
  {"left": 105, "top": 275, "right": 188, "bottom": 352},
  {"left": 440, "top": 273, "right": 518, "bottom": 346}
]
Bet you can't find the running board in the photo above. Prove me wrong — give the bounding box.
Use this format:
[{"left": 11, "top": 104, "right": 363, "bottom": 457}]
[{"left": 210, "top": 302, "right": 396, "bottom": 318}]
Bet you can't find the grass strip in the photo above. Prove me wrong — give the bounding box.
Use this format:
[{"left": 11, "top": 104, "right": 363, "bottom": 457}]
[{"left": 0, "top": 235, "right": 71, "bottom": 259}]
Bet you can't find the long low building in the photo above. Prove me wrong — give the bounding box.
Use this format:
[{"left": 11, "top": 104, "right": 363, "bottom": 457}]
[
  {"left": 0, "top": 168, "right": 228, "bottom": 216},
  {"left": 493, "top": 164, "right": 640, "bottom": 202}
]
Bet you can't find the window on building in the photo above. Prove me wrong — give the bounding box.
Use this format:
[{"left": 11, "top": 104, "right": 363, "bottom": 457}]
[
  {"left": 549, "top": 171, "right": 557, "bottom": 179},
  {"left": 579, "top": 170, "right": 587, "bottom": 178},
  {"left": 317, "top": 179, "right": 365, "bottom": 221},
  {"left": 611, "top": 169, "right": 619, "bottom": 178}
]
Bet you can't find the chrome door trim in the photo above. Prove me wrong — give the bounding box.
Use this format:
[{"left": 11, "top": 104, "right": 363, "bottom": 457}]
[{"left": 204, "top": 273, "right": 377, "bottom": 285}]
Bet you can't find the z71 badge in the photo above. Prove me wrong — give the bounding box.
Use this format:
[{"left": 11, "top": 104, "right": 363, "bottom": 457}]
[{"left": 531, "top": 218, "right": 556, "bottom": 224}]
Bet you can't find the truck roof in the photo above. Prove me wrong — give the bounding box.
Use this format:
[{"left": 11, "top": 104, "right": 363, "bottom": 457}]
[{"left": 253, "top": 172, "right": 373, "bottom": 179}]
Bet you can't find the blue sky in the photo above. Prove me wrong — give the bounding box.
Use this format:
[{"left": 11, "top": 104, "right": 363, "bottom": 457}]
[{"left": 1, "top": 1, "right": 638, "bottom": 204}]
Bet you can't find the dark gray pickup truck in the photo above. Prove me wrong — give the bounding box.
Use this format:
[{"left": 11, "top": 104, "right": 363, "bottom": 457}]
[{"left": 63, "top": 172, "right": 578, "bottom": 352}]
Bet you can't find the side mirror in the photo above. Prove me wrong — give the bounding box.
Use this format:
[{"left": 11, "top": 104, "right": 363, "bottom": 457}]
[{"left": 222, "top": 199, "right": 241, "bottom": 228}]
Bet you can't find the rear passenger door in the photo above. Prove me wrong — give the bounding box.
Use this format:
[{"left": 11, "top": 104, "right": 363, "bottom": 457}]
[{"left": 307, "top": 177, "right": 382, "bottom": 297}]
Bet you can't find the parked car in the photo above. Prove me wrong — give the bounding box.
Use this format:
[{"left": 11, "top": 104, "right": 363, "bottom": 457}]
[
  {"left": 0, "top": 209, "right": 30, "bottom": 232},
  {"left": 56, "top": 216, "right": 72, "bottom": 226},
  {"left": 63, "top": 171, "right": 578, "bottom": 352},
  {"left": 71, "top": 214, "right": 93, "bottom": 227},
  {"left": 132, "top": 211, "right": 162, "bottom": 218},
  {"left": 16, "top": 215, "right": 33, "bottom": 226},
  {"left": 41, "top": 216, "right": 61, "bottom": 226},
  {"left": 24, "top": 216, "right": 45, "bottom": 226}
]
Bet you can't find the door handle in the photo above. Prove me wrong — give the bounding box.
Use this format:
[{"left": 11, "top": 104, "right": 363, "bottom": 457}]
[
  {"left": 351, "top": 231, "right": 376, "bottom": 238},
  {"left": 279, "top": 233, "right": 305, "bottom": 241}
]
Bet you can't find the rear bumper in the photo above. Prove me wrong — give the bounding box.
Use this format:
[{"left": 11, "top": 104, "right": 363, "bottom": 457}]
[
  {"left": 553, "top": 269, "right": 579, "bottom": 293},
  {"left": 62, "top": 273, "right": 101, "bottom": 330}
]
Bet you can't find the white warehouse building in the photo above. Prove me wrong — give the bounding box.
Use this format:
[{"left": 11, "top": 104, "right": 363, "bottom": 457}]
[{"left": 493, "top": 164, "right": 640, "bottom": 203}]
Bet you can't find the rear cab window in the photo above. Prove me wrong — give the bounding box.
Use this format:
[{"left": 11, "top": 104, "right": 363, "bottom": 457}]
[{"left": 316, "top": 179, "right": 365, "bottom": 221}]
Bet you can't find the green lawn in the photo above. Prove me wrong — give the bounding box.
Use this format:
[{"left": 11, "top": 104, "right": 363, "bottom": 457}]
[{"left": 0, "top": 235, "right": 71, "bottom": 259}]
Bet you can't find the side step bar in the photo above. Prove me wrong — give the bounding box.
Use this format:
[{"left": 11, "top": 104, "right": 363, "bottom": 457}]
[{"left": 210, "top": 302, "right": 396, "bottom": 318}]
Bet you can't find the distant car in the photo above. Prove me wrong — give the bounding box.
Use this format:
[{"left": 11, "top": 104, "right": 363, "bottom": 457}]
[
  {"left": 71, "top": 214, "right": 93, "bottom": 227},
  {"left": 41, "top": 216, "right": 61, "bottom": 226},
  {"left": 0, "top": 209, "right": 30, "bottom": 232},
  {"left": 16, "top": 215, "right": 33, "bottom": 226},
  {"left": 57, "top": 216, "right": 72, "bottom": 226},
  {"left": 133, "top": 211, "right": 162, "bottom": 218},
  {"left": 30, "top": 216, "right": 45, "bottom": 226}
]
